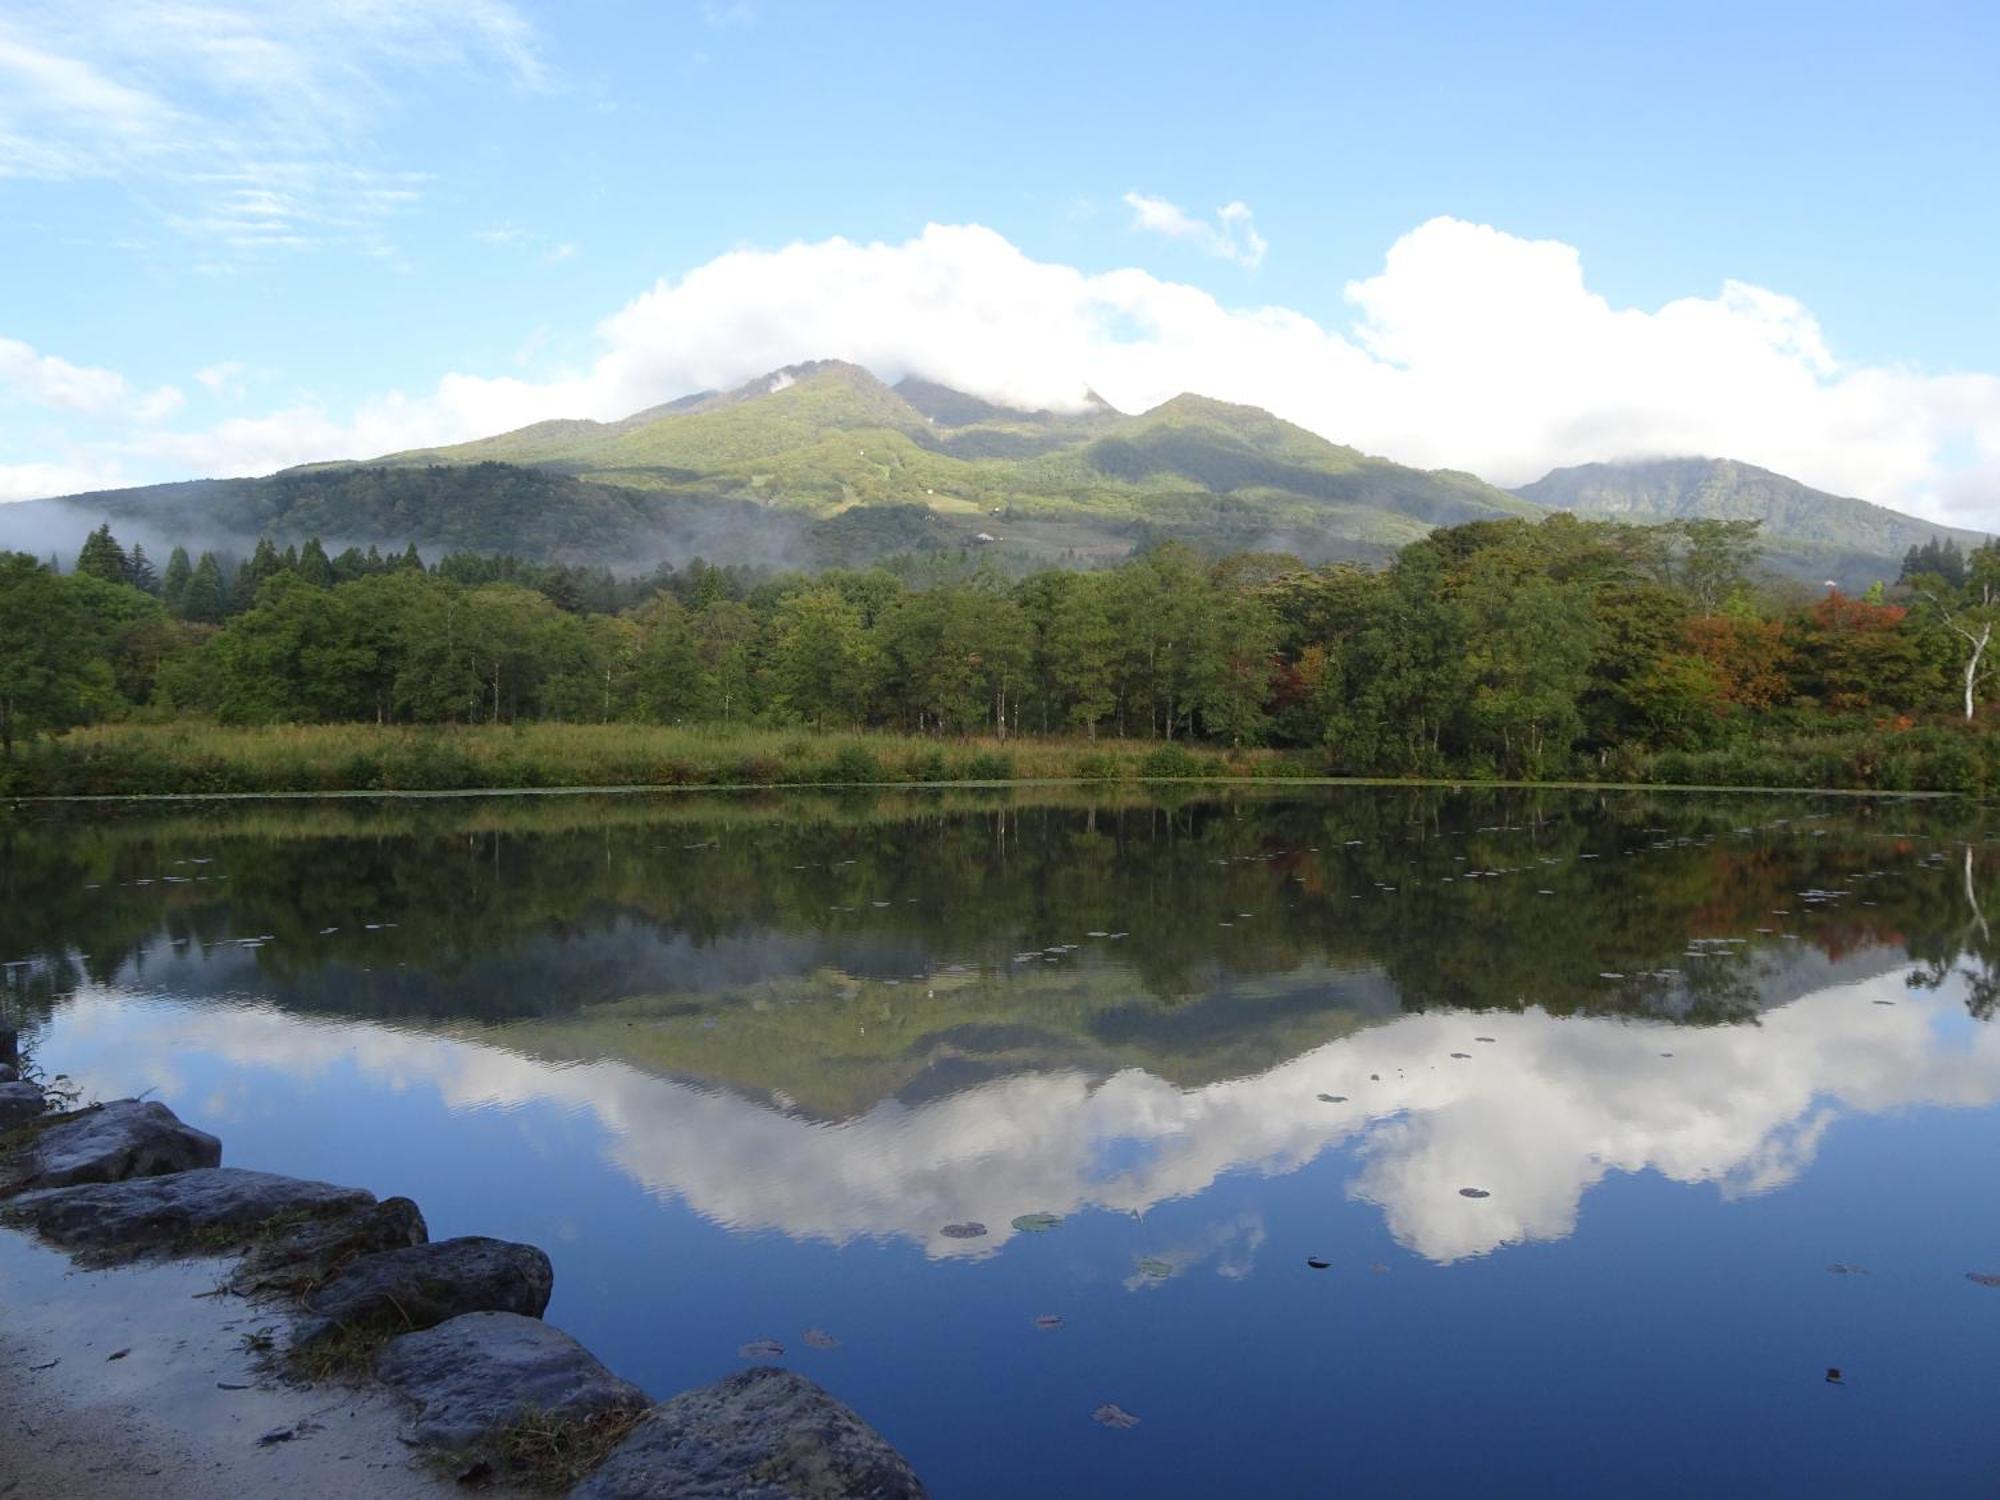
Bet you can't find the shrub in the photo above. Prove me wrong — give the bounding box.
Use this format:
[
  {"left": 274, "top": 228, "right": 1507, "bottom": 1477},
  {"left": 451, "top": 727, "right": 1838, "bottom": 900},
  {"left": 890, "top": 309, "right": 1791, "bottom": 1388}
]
[
  {"left": 904, "top": 747, "right": 949, "bottom": 783},
  {"left": 820, "top": 745, "right": 881, "bottom": 784},
  {"left": 1073, "top": 752, "right": 1123, "bottom": 781},
  {"left": 1139, "top": 743, "right": 1205, "bottom": 779},
  {"left": 959, "top": 750, "right": 1014, "bottom": 781}
]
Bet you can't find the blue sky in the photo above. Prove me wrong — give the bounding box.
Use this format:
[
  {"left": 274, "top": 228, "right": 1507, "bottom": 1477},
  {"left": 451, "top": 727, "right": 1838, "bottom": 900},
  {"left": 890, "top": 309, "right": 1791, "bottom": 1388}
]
[{"left": 3, "top": 0, "right": 1997, "bottom": 519}]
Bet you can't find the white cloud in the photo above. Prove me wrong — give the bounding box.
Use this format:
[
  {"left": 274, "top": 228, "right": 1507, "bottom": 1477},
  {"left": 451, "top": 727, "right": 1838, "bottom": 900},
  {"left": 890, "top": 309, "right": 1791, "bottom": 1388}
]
[
  {"left": 0, "top": 335, "right": 128, "bottom": 412},
  {"left": 193, "top": 360, "right": 246, "bottom": 396},
  {"left": 9, "top": 217, "right": 2000, "bottom": 523},
  {"left": 0, "top": 1, "right": 543, "bottom": 250},
  {"left": 132, "top": 385, "right": 185, "bottom": 423},
  {"left": 0, "top": 459, "right": 124, "bottom": 502},
  {"left": 1124, "top": 191, "right": 1268, "bottom": 269}
]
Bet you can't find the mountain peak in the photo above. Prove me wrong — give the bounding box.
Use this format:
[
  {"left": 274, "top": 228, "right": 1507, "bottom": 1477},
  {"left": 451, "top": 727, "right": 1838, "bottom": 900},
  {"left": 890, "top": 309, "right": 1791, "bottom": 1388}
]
[{"left": 1515, "top": 456, "right": 1984, "bottom": 572}]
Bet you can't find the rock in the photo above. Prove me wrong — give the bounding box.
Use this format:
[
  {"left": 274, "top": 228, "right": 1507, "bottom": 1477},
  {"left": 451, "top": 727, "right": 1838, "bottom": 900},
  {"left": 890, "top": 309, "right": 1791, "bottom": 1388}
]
[
  {"left": 231, "top": 1196, "right": 428, "bottom": 1295},
  {"left": 2, "top": 1168, "right": 374, "bottom": 1255},
  {"left": 295, "top": 1237, "right": 554, "bottom": 1349},
  {"left": 376, "top": 1312, "right": 647, "bottom": 1450},
  {"left": 0, "top": 1063, "right": 18, "bottom": 1084},
  {"left": 0, "top": 1082, "right": 46, "bottom": 1129},
  {"left": 572, "top": 1367, "right": 927, "bottom": 1500},
  {"left": 0, "top": 1100, "right": 220, "bottom": 1199}
]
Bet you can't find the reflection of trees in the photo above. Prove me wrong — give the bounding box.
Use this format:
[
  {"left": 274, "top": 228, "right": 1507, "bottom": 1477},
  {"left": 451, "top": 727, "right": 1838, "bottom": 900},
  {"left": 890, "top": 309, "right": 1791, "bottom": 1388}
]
[
  {"left": 2, "top": 789, "right": 1989, "bottom": 1056},
  {"left": 1906, "top": 844, "right": 2000, "bottom": 1021}
]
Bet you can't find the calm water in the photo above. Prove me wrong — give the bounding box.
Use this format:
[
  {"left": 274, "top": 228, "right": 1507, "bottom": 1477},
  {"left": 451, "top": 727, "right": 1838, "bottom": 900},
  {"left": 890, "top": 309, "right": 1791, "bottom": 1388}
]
[{"left": 5, "top": 786, "right": 2000, "bottom": 1496}]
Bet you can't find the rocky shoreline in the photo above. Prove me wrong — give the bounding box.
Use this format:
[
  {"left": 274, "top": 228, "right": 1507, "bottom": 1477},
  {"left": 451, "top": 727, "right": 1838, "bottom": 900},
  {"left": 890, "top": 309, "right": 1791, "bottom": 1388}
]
[{"left": 0, "top": 1046, "right": 928, "bottom": 1498}]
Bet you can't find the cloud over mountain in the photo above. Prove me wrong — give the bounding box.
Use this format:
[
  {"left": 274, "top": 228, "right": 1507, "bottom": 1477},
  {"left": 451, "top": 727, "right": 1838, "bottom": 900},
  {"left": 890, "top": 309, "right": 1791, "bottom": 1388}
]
[{"left": 7, "top": 217, "right": 1998, "bottom": 523}]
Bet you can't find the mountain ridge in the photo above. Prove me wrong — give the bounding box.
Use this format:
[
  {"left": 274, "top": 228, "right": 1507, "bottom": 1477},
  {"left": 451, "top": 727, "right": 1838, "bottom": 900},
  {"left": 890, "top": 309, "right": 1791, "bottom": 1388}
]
[
  {"left": 1516, "top": 456, "right": 1984, "bottom": 579},
  {"left": 1, "top": 366, "right": 1970, "bottom": 585}
]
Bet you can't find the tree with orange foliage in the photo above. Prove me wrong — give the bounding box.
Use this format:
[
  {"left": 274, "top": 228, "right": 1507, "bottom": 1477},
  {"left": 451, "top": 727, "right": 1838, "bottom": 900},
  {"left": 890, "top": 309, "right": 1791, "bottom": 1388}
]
[
  {"left": 1683, "top": 614, "right": 1792, "bottom": 710},
  {"left": 1784, "top": 590, "right": 1934, "bottom": 713}
]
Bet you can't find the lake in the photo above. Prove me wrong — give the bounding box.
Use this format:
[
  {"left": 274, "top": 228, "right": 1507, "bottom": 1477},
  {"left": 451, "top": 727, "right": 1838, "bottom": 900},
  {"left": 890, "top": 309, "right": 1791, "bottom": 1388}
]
[{"left": 4, "top": 785, "right": 1999, "bottom": 1496}]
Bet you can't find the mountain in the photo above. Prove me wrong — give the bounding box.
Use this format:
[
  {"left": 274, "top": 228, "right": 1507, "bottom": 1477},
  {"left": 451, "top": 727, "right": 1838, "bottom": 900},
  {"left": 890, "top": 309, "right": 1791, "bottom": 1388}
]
[
  {"left": 4, "top": 361, "right": 1538, "bottom": 572},
  {"left": 1515, "top": 457, "right": 1986, "bottom": 588}
]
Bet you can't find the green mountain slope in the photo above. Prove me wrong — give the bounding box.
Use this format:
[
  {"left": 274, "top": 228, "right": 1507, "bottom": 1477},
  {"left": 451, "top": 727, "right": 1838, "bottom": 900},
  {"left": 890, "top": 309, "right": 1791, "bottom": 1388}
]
[
  {"left": 380, "top": 362, "right": 1535, "bottom": 554},
  {"left": 16, "top": 361, "right": 1538, "bottom": 570},
  {"left": 18, "top": 373, "right": 1980, "bottom": 585},
  {"left": 1516, "top": 457, "right": 1986, "bottom": 587}
]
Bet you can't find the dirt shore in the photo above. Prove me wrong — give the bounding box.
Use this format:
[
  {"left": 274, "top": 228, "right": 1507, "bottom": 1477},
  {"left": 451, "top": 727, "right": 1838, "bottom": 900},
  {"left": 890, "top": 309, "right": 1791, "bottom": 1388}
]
[{"left": 0, "top": 1226, "right": 518, "bottom": 1500}]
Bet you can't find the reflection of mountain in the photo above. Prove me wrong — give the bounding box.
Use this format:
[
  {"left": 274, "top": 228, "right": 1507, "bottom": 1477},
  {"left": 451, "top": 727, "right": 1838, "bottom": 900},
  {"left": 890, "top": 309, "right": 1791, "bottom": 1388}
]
[
  {"left": 10, "top": 788, "right": 1995, "bottom": 1125},
  {"left": 59, "top": 961, "right": 2000, "bottom": 1266}
]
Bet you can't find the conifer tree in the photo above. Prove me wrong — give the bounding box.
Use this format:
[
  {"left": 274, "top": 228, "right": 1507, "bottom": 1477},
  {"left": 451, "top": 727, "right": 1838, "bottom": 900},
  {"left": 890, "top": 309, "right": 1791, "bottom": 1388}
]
[
  {"left": 162, "top": 547, "right": 192, "bottom": 614},
  {"left": 181, "top": 552, "right": 228, "bottom": 623},
  {"left": 125, "top": 544, "right": 159, "bottom": 594},
  {"left": 75, "top": 524, "right": 129, "bottom": 584}
]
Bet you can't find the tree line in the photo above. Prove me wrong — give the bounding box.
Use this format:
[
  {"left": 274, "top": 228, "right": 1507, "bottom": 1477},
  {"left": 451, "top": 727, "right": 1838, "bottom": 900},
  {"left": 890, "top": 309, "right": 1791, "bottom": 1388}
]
[{"left": 5, "top": 514, "right": 1998, "bottom": 774}]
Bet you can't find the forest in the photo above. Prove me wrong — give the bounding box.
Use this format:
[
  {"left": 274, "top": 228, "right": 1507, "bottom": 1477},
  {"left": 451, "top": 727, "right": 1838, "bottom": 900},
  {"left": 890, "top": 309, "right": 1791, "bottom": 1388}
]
[{"left": 3, "top": 513, "right": 1999, "bottom": 792}]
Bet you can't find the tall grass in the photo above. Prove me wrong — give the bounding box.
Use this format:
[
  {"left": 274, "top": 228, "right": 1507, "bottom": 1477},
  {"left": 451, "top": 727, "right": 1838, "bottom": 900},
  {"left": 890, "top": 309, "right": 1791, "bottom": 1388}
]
[
  {"left": 4, "top": 720, "right": 1989, "bottom": 799},
  {"left": 0, "top": 723, "right": 1313, "bottom": 798}
]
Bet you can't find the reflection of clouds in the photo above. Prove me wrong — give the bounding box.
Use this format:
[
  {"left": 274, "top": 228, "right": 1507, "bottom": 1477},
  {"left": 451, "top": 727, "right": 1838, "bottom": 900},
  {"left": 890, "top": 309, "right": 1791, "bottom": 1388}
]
[
  {"left": 1123, "top": 1211, "right": 1267, "bottom": 1290},
  {"left": 45, "top": 968, "right": 2000, "bottom": 1265}
]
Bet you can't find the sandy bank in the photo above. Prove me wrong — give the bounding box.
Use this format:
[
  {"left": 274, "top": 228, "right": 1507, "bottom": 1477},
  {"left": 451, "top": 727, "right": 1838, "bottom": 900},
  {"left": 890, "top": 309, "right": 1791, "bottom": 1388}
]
[{"left": 0, "top": 1227, "right": 519, "bottom": 1499}]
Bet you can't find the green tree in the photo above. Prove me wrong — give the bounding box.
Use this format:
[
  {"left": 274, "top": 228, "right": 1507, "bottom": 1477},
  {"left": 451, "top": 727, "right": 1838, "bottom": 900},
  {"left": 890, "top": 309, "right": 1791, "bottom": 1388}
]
[
  {"left": 634, "top": 596, "right": 704, "bottom": 721},
  {"left": 1909, "top": 541, "right": 2000, "bottom": 720},
  {"left": 125, "top": 544, "right": 159, "bottom": 594},
  {"left": 1047, "top": 574, "right": 1119, "bottom": 737},
  {"left": 74, "top": 524, "right": 129, "bottom": 585},
  {"left": 161, "top": 546, "right": 192, "bottom": 613},
  {"left": 691, "top": 600, "right": 759, "bottom": 721},
  {"left": 180, "top": 553, "right": 229, "bottom": 624},
  {"left": 297, "top": 537, "right": 336, "bottom": 588},
  {"left": 768, "top": 586, "right": 876, "bottom": 729},
  {"left": 0, "top": 554, "right": 101, "bottom": 755}
]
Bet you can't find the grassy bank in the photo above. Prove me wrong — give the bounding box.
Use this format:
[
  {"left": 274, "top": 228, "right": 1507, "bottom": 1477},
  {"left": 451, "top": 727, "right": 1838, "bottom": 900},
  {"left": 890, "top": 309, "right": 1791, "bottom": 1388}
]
[
  {"left": 1, "top": 721, "right": 1992, "bottom": 799},
  {"left": 0, "top": 723, "right": 1305, "bottom": 798}
]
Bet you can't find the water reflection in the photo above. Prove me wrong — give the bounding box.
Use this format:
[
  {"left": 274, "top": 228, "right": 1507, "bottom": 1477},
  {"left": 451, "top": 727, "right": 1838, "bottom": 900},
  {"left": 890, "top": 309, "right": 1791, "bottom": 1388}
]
[
  {"left": 5, "top": 786, "right": 1997, "bottom": 1267},
  {"left": 36, "top": 944, "right": 1992, "bottom": 1266}
]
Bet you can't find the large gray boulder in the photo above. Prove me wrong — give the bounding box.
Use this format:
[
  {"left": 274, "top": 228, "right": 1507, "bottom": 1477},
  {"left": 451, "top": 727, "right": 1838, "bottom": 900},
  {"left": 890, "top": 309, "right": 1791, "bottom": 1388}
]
[
  {"left": 572, "top": 1367, "right": 928, "bottom": 1500},
  {"left": 0, "top": 1081, "right": 46, "bottom": 1129},
  {"left": 2, "top": 1168, "right": 373, "bottom": 1256},
  {"left": 377, "top": 1312, "right": 647, "bottom": 1450},
  {"left": 295, "top": 1237, "right": 554, "bottom": 1350},
  {"left": 0, "top": 1099, "right": 220, "bottom": 1198},
  {"left": 232, "top": 1195, "right": 428, "bottom": 1296}
]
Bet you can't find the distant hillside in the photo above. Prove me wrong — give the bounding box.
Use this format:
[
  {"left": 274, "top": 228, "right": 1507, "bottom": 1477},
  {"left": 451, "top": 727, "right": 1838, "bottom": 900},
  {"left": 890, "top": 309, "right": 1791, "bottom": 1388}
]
[
  {"left": 11, "top": 362, "right": 1539, "bottom": 571},
  {"left": 0, "top": 464, "right": 817, "bottom": 571},
  {"left": 1516, "top": 457, "right": 1987, "bottom": 588}
]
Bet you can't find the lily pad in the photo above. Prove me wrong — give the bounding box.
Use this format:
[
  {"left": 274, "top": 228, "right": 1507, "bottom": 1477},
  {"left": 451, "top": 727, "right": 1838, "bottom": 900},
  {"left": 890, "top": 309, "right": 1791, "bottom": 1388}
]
[
  {"left": 1316, "top": 1093, "right": 1348, "bottom": 1103},
  {"left": 1458, "top": 1188, "right": 1491, "bottom": 1199},
  {"left": 802, "top": 1327, "right": 841, "bottom": 1349},
  {"left": 1093, "top": 1404, "right": 1141, "bottom": 1429},
  {"left": 1449, "top": 1052, "right": 1471, "bottom": 1059},
  {"left": 940, "top": 1222, "right": 988, "bottom": 1239},
  {"left": 1135, "top": 1256, "right": 1174, "bottom": 1280},
  {"left": 1826, "top": 1264, "right": 1869, "bottom": 1276},
  {"left": 1011, "top": 1212, "right": 1063, "bottom": 1234},
  {"left": 1306, "top": 1257, "right": 1330, "bottom": 1270},
  {"left": 737, "top": 1338, "right": 784, "bottom": 1359},
  {"left": 1033, "top": 1314, "right": 1064, "bottom": 1331},
  {"left": 1968, "top": 1272, "right": 2000, "bottom": 1287}
]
